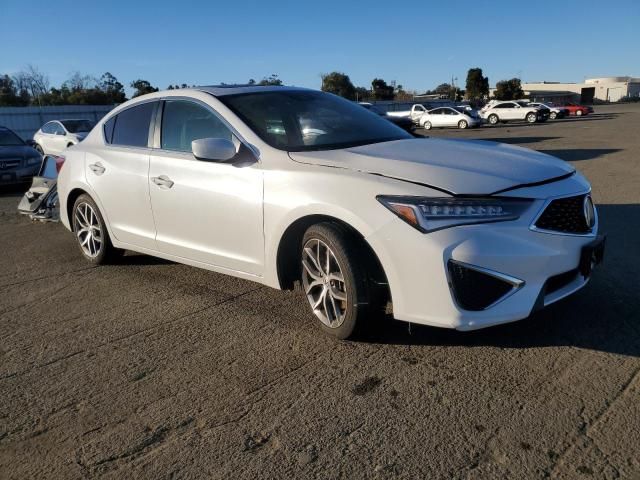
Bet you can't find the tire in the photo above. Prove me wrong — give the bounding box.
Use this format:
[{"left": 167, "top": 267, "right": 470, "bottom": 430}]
[
  {"left": 526, "top": 112, "right": 537, "bottom": 123},
  {"left": 423, "top": 121, "right": 432, "bottom": 130},
  {"left": 576, "top": 110, "right": 583, "bottom": 116},
  {"left": 67, "top": 143, "right": 74, "bottom": 148},
  {"left": 550, "top": 112, "right": 557, "bottom": 120},
  {"left": 35, "top": 144, "right": 44, "bottom": 156},
  {"left": 458, "top": 120, "right": 468, "bottom": 129},
  {"left": 300, "top": 222, "right": 373, "bottom": 340},
  {"left": 72, "top": 194, "right": 122, "bottom": 265},
  {"left": 488, "top": 114, "right": 499, "bottom": 125}
]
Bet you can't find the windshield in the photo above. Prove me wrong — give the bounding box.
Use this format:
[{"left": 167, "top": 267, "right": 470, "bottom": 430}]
[
  {"left": 219, "top": 90, "right": 410, "bottom": 152},
  {"left": 0, "top": 128, "right": 24, "bottom": 146},
  {"left": 61, "top": 119, "right": 93, "bottom": 133}
]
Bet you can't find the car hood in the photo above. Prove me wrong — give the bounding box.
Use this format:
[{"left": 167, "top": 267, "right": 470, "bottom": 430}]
[
  {"left": 0, "top": 145, "right": 40, "bottom": 160},
  {"left": 288, "top": 138, "right": 575, "bottom": 195}
]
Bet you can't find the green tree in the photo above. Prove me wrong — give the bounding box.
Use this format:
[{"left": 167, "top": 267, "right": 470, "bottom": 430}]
[
  {"left": 494, "top": 78, "right": 524, "bottom": 100},
  {"left": 99, "top": 72, "right": 126, "bottom": 103},
  {"left": 258, "top": 74, "right": 282, "bottom": 86},
  {"left": 371, "top": 78, "right": 394, "bottom": 100},
  {"left": 0, "top": 74, "right": 28, "bottom": 106},
  {"left": 320, "top": 72, "right": 356, "bottom": 100},
  {"left": 465, "top": 68, "right": 489, "bottom": 100},
  {"left": 131, "top": 79, "right": 159, "bottom": 98}
]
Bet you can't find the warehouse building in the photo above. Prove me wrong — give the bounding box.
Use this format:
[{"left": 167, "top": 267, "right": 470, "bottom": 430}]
[{"left": 522, "top": 77, "right": 640, "bottom": 103}]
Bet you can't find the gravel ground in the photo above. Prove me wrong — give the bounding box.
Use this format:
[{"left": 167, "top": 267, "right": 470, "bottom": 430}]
[{"left": 1, "top": 104, "right": 639, "bottom": 479}]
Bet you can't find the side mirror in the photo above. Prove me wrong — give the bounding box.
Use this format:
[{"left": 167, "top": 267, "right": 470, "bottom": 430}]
[{"left": 192, "top": 138, "right": 236, "bottom": 162}]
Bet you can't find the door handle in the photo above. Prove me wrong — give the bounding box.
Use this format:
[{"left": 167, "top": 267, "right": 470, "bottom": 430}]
[
  {"left": 88, "top": 162, "right": 105, "bottom": 175},
  {"left": 151, "top": 175, "right": 174, "bottom": 189}
]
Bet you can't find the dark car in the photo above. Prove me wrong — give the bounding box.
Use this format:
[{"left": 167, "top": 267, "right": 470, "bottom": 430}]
[
  {"left": 359, "top": 103, "right": 415, "bottom": 132},
  {"left": 0, "top": 126, "right": 43, "bottom": 186}
]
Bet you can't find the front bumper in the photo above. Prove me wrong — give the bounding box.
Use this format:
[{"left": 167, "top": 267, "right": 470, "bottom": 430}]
[
  {"left": 366, "top": 188, "right": 601, "bottom": 330},
  {"left": 0, "top": 164, "right": 40, "bottom": 185}
]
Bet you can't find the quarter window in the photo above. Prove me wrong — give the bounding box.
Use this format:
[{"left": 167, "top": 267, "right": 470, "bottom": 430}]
[
  {"left": 161, "top": 100, "right": 232, "bottom": 153},
  {"left": 111, "top": 102, "right": 155, "bottom": 148}
]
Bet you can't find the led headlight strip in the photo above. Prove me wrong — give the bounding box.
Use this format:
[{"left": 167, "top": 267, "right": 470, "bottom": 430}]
[{"left": 377, "top": 195, "right": 533, "bottom": 232}]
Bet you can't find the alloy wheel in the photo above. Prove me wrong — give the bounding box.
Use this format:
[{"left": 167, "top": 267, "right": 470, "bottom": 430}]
[
  {"left": 302, "top": 238, "right": 348, "bottom": 328},
  {"left": 75, "top": 202, "right": 102, "bottom": 258}
]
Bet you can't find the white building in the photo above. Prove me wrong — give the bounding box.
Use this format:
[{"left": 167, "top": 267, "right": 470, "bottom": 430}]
[{"left": 522, "top": 77, "right": 640, "bottom": 103}]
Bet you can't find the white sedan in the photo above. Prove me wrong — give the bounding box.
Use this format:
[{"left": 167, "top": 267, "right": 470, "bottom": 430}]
[
  {"left": 57, "top": 86, "right": 604, "bottom": 339},
  {"left": 33, "top": 119, "right": 93, "bottom": 155},
  {"left": 419, "top": 107, "right": 481, "bottom": 130}
]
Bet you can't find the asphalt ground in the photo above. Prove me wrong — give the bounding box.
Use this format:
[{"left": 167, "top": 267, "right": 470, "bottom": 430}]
[{"left": 1, "top": 103, "right": 639, "bottom": 479}]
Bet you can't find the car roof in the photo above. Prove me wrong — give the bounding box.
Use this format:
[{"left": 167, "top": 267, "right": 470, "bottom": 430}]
[{"left": 195, "top": 84, "right": 311, "bottom": 97}]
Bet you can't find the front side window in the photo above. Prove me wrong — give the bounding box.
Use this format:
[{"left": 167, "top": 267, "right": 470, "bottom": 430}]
[
  {"left": 219, "top": 90, "right": 410, "bottom": 152},
  {"left": 161, "top": 100, "right": 232, "bottom": 152},
  {"left": 111, "top": 102, "right": 155, "bottom": 148}
]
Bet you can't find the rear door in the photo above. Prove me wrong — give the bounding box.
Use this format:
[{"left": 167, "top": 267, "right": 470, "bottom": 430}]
[
  {"left": 85, "top": 101, "right": 158, "bottom": 249},
  {"left": 148, "top": 99, "right": 264, "bottom": 275}
]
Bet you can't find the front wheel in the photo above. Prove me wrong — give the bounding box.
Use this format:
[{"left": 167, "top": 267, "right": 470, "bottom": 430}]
[
  {"left": 576, "top": 110, "right": 583, "bottom": 116},
  {"left": 458, "top": 120, "right": 468, "bottom": 129},
  {"left": 550, "top": 112, "right": 557, "bottom": 120},
  {"left": 301, "top": 223, "right": 372, "bottom": 340},
  {"left": 488, "top": 114, "right": 499, "bottom": 125},
  {"left": 423, "top": 121, "right": 432, "bottom": 130},
  {"left": 526, "top": 112, "right": 537, "bottom": 123},
  {"left": 72, "top": 194, "right": 122, "bottom": 265}
]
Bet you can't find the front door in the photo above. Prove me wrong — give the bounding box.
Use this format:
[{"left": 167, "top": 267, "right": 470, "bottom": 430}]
[{"left": 148, "top": 99, "right": 264, "bottom": 276}]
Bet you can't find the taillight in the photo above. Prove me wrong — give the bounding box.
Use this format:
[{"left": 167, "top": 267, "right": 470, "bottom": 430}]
[{"left": 55, "top": 155, "right": 65, "bottom": 174}]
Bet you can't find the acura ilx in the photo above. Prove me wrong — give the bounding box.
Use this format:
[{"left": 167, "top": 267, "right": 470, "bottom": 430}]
[{"left": 57, "top": 86, "right": 604, "bottom": 339}]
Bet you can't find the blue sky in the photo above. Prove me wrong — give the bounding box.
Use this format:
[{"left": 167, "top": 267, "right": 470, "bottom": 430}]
[{"left": 2, "top": 0, "right": 638, "bottom": 95}]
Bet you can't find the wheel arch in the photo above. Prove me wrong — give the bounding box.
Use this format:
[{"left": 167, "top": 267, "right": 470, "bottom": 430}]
[{"left": 275, "top": 214, "right": 390, "bottom": 299}]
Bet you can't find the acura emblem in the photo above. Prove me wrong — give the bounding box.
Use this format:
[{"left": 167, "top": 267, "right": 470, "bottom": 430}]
[{"left": 583, "top": 195, "right": 595, "bottom": 229}]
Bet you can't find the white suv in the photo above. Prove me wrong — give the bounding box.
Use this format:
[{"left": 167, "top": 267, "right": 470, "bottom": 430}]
[{"left": 480, "top": 101, "right": 542, "bottom": 125}]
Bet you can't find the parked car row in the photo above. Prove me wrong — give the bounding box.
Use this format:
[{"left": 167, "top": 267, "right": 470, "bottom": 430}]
[{"left": 368, "top": 99, "right": 594, "bottom": 131}]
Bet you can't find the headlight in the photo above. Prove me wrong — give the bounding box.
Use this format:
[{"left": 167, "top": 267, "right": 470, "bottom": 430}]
[
  {"left": 26, "top": 156, "right": 42, "bottom": 166},
  {"left": 377, "top": 195, "right": 533, "bottom": 232}
]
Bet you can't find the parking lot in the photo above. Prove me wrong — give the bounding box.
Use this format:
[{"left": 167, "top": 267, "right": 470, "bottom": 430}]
[{"left": 1, "top": 103, "right": 639, "bottom": 479}]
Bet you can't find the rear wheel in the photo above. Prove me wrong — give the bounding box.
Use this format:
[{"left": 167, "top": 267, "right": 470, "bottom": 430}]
[
  {"left": 458, "top": 119, "right": 468, "bottom": 129},
  {"left": 72, "top": 194, "right": 122, "bottom": 265},
  {"left": 423, "top": 121, "right": 432, "bottom": 130},
  {"left": 488, "top": 114, "right": 499, "bottom": 125},
  {"left": 34, "top": 144, "right": 44, "bottom": 156},
  {"left": 301, "top": 223, "right": 372, "bottom": 340},
  {"left": 526, "top": 112, "right": 537, "bottom": 123}
]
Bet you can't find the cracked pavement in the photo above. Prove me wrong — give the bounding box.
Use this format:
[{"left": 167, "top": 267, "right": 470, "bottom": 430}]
[{"left": 1, "top": 104, "right": 639, "bottom": 479}]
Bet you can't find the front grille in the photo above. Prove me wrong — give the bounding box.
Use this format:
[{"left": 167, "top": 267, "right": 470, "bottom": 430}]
[
  {"left": 0, "top": 159, "right": 21, "bottom": 170},
  {"left": 447, "top": 261, "right": 516, "bottom": 311},
  {"left": 535, "top": 195, "right": 591, "bottom": 234}
]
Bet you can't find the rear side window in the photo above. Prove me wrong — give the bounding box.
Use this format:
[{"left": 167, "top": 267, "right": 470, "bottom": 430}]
[
  {"left": 41, "top": 122, "right": 55, "bottom": 134},
  {"left": 111, "top": 102, "right": 155, "bottom": 148},
  {"left": 160, "top": 100, "right": 232, "bottom": 153},
  {"left": 103, "top": 117, "right": 116, "bottom": 143}
]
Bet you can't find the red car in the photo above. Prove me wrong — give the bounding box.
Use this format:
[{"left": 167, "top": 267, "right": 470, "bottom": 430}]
[{"left": 562, "top": 103, "right": 594, "bottom": 116}]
